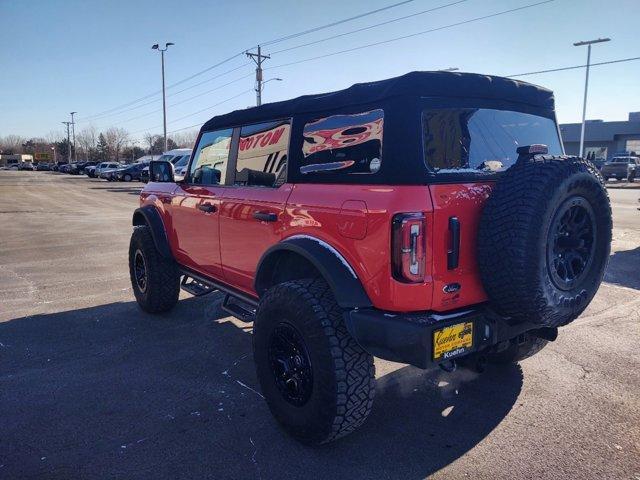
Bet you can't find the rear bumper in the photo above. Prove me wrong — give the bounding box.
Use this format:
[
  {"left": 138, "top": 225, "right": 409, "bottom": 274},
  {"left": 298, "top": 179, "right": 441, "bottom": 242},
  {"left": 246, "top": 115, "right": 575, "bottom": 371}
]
[{"left": 344, "top": 306, "right": 543, "bottom": 369}]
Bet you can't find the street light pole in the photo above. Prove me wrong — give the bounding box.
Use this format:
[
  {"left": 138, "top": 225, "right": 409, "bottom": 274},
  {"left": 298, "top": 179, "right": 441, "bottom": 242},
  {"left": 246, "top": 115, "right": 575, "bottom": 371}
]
[
  {"left": 573, "top": 37, "right": 611, "bottom": 158},
  {"left": 62, "top": 121, "right": 72, "bottom": 163},
  {"left": 70, "top": 112, "right": 77, "bottom": 162},
  {"left": 152, "top": 42, "right": 174, "bottom": 152}
]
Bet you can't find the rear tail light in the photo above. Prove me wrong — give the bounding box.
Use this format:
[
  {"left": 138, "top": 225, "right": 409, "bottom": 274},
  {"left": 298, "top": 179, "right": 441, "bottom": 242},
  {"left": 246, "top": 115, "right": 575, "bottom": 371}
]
[{"left": 392, "top": 213, "right": 426, "bottom": 283}]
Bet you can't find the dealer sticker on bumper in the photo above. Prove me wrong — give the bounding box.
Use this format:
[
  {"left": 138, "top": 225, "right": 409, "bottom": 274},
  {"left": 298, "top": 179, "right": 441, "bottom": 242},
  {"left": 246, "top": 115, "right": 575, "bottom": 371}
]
[{"left": 433, "top": 322, "right": 474, "bottom": 360}]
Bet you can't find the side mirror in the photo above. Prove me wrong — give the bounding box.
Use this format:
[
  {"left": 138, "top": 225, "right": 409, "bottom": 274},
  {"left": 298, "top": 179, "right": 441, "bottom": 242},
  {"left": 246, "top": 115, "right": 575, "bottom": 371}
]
[{"left": 149, "top": 160, "right": 174, "bottom": 183}]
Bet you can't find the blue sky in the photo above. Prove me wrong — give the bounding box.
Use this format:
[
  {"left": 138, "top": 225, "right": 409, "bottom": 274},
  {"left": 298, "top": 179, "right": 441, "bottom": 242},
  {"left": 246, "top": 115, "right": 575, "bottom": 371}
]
[{"left": 1, "top": 0, "right": 639, "bottom": 142}]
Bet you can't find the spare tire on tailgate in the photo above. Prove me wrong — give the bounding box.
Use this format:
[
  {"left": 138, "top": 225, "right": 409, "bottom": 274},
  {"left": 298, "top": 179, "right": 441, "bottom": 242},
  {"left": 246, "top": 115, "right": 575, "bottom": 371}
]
[{"left": 477, "top": 156, "right": 612, "bottom": 327}]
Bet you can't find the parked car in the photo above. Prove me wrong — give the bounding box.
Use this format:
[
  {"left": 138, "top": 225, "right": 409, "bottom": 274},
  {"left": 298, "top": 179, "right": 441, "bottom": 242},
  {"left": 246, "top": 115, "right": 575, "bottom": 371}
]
[
  {"left": 75, "top": 161, "right": 97, "bottom": 174},
  {"left": 128, "top": 71, "right": 612, "bottom": 445},
  {"left": 626, "top": 157, "right": 638, "bottom": 182},
  {"left": 591, "top": 158, "right": 606, "bottom": 170},
  {"left": 99, "top": 164, "right": 124, "bottom": 181},
  {"left": 140, "top": 166, "right": 150, "bottom": 183},
  {"left": 35, "top": 163, "right": 51, "bottom": 171},
  {"left": 85, "top": 165, "right": 99, "bottom": 177},
  {"left": 173, "top": 155, "right": 191, "bottom": 178},
  {"left": 140, "top": 149, "right": 192, "bottom": 183},
  {"left": 93, "top": 162, "right": 121, "bottom": 178},
  {"left": 115, "top": 163, "right": 146, "bottom": 182},
  {"left": 601, "top": 156, "right": 640, "bottom": 181},
  {"left": 18, "top": 162, "right": 34, "bottom": 171},
  {"left": 167, "top": 149, "right": 193, "bottom": 164}
]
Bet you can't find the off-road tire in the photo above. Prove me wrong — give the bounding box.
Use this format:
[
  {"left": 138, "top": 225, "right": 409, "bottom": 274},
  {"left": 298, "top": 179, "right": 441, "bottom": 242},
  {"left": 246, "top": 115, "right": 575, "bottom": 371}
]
[
  {"left": 488, "top": 334, "right": 549, "bottom": 364},
  {"left": 478, "top": 156, "right": 612, "bottom": 327},
  {"left": 128, "top": 225, "right": 180, "bottom": 313},
  {"left": 253, "top": 278, "right": 375, "bottom": 445}
]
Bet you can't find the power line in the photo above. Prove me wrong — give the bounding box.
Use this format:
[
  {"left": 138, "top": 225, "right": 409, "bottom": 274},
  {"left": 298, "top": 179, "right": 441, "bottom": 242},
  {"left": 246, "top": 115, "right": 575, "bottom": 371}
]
[
  {"left": 267, "top": 0, "right": 555, "bottom": 70},
  {"left": 272, "top": 0, "right": 468, "bottom": 55},
  {"left": 131, "top": 89, "right": 252, "bottom": 136},
  {"left": 77, "top": 53, "right": 245, "bottom": 122},
  {"left": 121, "top": 76, "right": 250, "bottom": 125},
  {"left": 76, "top": 0, "right": 424, "bottom": 121},
  {"left": 90, "top": 73, "right": 254, "bottom": 127},
  {"left": 261, "top": 0, "right": 417, "bottom": 47},
  {"left": 165, "top": 52, "right": 244, "bottom": 90},
  {"left": 77, "top": 63, "right": 252, "bottom": 124},
  {"left": 153, "top": 56, "right": 640, "bottom": 139},
  {"left": 507, "top": 56, "right": 640, "bottom": 77}
]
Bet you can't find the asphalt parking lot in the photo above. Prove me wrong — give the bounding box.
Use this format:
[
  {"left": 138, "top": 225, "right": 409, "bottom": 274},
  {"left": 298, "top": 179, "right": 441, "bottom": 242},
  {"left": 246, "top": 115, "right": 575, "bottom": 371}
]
[{"left": 1, "top": 171, "right": 638, "bottom": 480}]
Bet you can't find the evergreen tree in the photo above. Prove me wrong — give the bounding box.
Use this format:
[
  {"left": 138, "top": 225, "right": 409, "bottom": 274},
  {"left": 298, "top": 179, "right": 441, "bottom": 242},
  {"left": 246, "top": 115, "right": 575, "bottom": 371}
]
[{"left": 96, "top": 133, "right": 109, "bottom": 160}]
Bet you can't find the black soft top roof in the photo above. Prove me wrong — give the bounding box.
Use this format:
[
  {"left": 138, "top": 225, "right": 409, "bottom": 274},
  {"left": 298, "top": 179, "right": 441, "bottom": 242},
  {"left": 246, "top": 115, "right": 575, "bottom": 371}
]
[{"left": 201, "top": 70, "right": 554, "bottom": 131}]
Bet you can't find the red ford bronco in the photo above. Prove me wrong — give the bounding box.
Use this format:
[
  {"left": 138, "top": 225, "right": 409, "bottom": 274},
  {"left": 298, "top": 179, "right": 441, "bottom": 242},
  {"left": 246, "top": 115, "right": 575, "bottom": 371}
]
[{"left": 129, "top": 71, "right": 612, "bottom": 444}]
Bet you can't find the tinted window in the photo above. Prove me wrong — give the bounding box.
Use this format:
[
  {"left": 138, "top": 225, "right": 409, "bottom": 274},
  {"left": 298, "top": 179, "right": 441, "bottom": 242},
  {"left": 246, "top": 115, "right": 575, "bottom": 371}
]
[
  {"left": 236, "top": 120, "right": 291, "bottom": 187},
  {"left": 422, "top": 109, "right": 562, "bottom": 172},
  {"left": 300, "top": 109, "right": 383, "bottom": 176},
  {"left": 189, "top": 129, "right": 232, "bottom": 185}
]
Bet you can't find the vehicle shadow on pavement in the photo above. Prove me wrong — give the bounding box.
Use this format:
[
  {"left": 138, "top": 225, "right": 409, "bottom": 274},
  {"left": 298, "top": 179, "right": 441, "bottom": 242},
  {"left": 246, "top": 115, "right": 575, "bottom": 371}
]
[
  {"left": 0, "top": 294, "right": 522, "bottom": 480},
  {"left": 605, "top": 247, "right": 640, "bottom": 290},
  {"left": 89, "top": 185, "right": 144, "bottom": 195}
]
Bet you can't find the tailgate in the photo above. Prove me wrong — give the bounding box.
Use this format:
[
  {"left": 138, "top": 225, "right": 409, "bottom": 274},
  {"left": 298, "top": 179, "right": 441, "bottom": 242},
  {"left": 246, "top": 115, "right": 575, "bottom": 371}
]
[{"left": 428, "top": 183, "right": 493, "bottom": 311}]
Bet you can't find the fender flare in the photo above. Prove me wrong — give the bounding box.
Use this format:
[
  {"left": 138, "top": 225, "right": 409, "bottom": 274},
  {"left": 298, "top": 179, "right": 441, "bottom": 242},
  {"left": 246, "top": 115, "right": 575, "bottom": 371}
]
[
  {"left": 254, "top": 235, "right": 372, "bottom": 309},
  {"left": 132, "top": 205, "right": 172, "bottom": 258}
]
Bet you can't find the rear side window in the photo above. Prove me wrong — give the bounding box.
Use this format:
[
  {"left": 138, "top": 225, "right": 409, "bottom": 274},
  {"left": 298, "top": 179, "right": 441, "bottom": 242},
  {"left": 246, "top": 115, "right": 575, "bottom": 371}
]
[
  {"left": 236, "top": 119, "right": 291, "bottom": 187},
  {"left": 189, "top": 129, "right": 232, "bottom": 185},
  {"left": 422, "top": 109, "right": 562, "bottom": 172},
  {"left": 300, "top": 109, "right": 383, "bottom": 177}
]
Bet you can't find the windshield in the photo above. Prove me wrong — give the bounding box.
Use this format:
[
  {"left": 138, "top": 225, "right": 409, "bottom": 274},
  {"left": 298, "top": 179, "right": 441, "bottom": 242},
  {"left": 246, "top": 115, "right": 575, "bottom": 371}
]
[
  {"left": 422, "top": 108, "right": 562, "bottom": 172},
  {"left": 157, "top": 154, "right": 173, "bottom": 162},
  {"left": 174, "top": 156, "right": 189, "bottom": 167}
]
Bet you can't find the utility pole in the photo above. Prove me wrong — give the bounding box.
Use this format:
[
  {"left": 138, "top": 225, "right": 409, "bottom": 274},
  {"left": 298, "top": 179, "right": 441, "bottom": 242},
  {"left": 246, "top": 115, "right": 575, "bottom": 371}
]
[
  {"left": 152, "top": 42, "right": 174, "bottom": 152},
  {"left": 246, "top": 45, "right": 270, "bottom": 106},
  {"left": 62, "top": 121, "right": 72, "bottom": 163},
  {"left": 573, "top": 37, "right": 611, "bottom": 158},
  {"left": 70, "top": 112, "right": 77, "bottom": 162}
]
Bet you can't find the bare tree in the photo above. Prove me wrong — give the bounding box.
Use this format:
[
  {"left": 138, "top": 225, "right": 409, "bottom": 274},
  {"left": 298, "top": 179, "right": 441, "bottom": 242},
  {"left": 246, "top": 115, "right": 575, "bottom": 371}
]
[
  {"left": 172, "top": 130, "right": 198, "bottom": 148},
  {"left": 44, "top": 130, "right": 65, "bottom": 144},
  {"left": 143, "top": 133, "right": 160, "bottom": 154},
  {"left": 104, "top": 127, "right": 130, "bottom": 161},
  {"left": 76, "top": 126, "right": 98, "bottom": 160},
  {"left": 0, "top": 134, "right": 26, "bottom": 154}
]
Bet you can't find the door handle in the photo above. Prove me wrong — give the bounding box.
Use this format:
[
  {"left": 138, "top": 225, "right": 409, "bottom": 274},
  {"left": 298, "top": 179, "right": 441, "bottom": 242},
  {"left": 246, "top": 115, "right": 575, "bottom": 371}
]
[
  {"left": 447, "top": 216, "right": 460, "bottom": 270},
  {"left": 253, "top": 211, "right": 277, "bottom": 222},
  {"left": 198, "top": 203, "right": 216, "bottom": 213}
]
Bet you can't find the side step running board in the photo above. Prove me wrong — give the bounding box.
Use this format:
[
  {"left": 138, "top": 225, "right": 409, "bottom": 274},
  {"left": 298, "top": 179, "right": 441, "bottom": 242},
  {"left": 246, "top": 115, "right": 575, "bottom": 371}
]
[
  {"left": 181, "top": 275, "right": 215, "bottom": 297},
  {"left": 222, "top": 294, "right": 256, "bottom": 323},
  {"left": 178, "top": 267, "right": 259, "bottom": 323}
]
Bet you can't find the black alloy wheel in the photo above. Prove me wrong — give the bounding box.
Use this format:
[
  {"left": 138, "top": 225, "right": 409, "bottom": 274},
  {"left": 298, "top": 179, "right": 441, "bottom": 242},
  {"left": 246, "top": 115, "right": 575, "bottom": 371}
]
[
  {"left": 547, "top": 196, "right": 597, "bottom": 291},
  {"left": 133, "top": 249, "right": 147, "bottom": 293},
  {"left": 268, "top": 322, "right": 313, "bottom": 406}
]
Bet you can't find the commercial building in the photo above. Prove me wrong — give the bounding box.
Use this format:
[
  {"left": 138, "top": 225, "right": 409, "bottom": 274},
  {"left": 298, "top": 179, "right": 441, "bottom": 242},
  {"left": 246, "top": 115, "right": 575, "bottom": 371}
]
[{"left": 560, "top": 112, "right": 640, "bottom": 160}]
